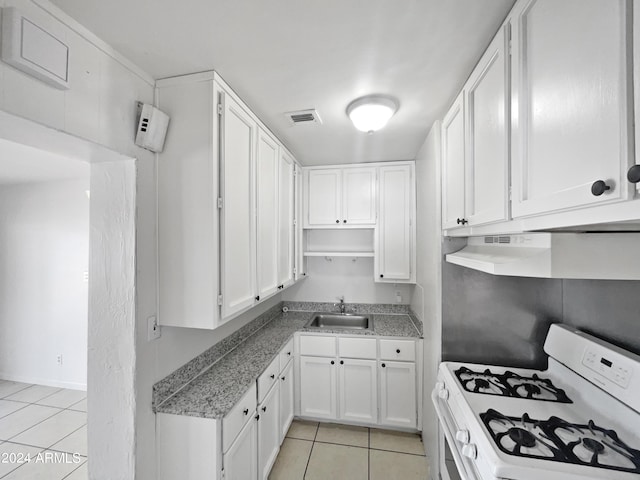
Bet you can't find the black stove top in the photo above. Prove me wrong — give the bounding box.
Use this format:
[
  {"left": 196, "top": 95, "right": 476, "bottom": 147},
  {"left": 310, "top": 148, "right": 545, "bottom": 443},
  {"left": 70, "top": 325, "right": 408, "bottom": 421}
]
[
  {"left": 455, "top": 367, "right": 572, "bottom": 403},
  {"left": 481, "top": 409, "right": 640, "bottom": 474}
]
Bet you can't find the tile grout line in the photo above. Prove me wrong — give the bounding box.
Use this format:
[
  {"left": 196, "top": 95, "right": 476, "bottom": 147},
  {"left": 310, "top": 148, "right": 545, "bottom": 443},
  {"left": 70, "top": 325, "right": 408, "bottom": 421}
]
[
  {"left": 0, "top": 382, "right": 35, "bottom": 400},
  {"left": 0, "top": 401, "right": 31, "bottom": 421},
  {"left": 60, "top": 458, "right": 88, "bottom": 480},
  {"left": 302, "top": 423, "right": 319, "bottom": 479},
  {"left": 0, "top": 391, "right": 86, "bottom": 448},
  {"left": 0, "top": 408, "right": 65, "bottom": 444},
  {"left": 2, "top": 439, "right": 87, "bottom": 458}
]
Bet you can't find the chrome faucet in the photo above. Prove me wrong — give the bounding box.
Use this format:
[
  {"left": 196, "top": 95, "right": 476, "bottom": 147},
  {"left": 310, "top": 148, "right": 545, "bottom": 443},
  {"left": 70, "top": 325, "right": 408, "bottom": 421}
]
[{"left": 335, "top": 296, "right": 346, "bottom": 314}]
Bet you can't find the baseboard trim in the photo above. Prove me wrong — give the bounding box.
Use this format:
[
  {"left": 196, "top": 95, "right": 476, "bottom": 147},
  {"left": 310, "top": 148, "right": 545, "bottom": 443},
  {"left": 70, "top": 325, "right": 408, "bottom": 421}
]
[{"left": 0, "top": 373, "right": 86, "bottom": 391}]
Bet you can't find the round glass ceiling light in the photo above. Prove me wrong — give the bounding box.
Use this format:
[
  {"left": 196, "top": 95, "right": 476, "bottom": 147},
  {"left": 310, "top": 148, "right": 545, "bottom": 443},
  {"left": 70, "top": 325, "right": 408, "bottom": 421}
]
[{"left": 346, "top": 95, "right": 399, "bottom": 134}]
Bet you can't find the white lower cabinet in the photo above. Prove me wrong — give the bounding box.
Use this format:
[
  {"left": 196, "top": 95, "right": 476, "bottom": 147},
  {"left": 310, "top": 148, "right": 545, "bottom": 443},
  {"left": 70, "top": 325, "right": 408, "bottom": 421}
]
[
  {"left": 157, "top": 340, "right": 296, "bottom": 480},
  {"left": 224, "top": 417, "right": 259, "bottom": 480},
  {"left": 379, "top": 360, "right": 416, "bottom": 428},
  {"left": 297, "top": 334, "right": 418, "bottom": 429},
  {"left": 279, "top": 360, "right": 294, "bottom": 443},
  {"left": 299, "top": 355, "right": 337, "bottom": 419},
  {"left": 257, "top": 382, "right": 280, "bottom": 480},
  {"left": 338, "top": 358, "right": 377, "bottom": 423}
]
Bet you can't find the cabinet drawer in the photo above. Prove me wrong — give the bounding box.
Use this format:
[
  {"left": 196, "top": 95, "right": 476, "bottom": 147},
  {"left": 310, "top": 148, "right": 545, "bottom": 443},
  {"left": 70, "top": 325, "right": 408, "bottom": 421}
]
[
  {"left": 222, "top": 383, "right": 257, "bottom": 453},
  {"left": 299, "top": 335, "right": 336, "bottom": 357},
  {"left": 279, "top": 338, "right": 294, "bottom": 372},
  {"left": 257, "top": 355, "right": 280, "bottom": 403},
  {"left": 379, "top": 339, "right": 416, "bottom": 361},
  {"left": 338, "top": 337, "right": 377, "bottom": 359}
]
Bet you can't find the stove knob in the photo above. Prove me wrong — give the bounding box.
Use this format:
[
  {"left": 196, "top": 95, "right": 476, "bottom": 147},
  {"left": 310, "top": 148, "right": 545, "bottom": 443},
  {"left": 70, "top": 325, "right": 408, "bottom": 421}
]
[
  {"left": 438, "top": 387, "right": 449, "bottom": 400},
  {"left": 462, "top": 444, "right": 477, "bottom": 460},
  {"left": 455, "top": 429, "right": 470, "bottom": 444}
]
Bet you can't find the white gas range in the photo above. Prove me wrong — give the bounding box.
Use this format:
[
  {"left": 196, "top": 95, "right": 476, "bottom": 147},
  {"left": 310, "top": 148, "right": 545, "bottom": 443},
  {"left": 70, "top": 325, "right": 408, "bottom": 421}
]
[{"left": 433, "top": 324, "right": 640, "bottom": 480}]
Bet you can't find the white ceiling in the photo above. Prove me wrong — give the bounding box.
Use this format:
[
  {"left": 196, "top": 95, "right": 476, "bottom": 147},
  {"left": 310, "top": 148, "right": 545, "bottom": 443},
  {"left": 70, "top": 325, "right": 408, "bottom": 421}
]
[
  {"left": 50, "top": 0, "right": 514, "bottom": 165},
  {"left": 0, "top": 140, "right": 89, "bottom": 185}
]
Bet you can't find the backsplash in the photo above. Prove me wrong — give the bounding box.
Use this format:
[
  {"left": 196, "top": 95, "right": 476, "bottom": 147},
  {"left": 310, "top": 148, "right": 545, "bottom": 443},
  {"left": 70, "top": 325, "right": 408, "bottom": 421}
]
[
  {"left": 152, "top": 302, "right": 283, "bottom": 408},
  {"left": 442, "top": 262, "right": 640, "bottom": 369},
  {"left": 283, "top": 301, "right": 411, "bottom": 314}
]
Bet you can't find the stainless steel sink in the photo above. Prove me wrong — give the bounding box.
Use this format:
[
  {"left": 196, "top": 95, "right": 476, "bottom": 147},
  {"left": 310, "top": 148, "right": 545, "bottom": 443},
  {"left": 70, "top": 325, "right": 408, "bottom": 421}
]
[{"left": 305, "top": 313, "right": 372, "bottom": 330}]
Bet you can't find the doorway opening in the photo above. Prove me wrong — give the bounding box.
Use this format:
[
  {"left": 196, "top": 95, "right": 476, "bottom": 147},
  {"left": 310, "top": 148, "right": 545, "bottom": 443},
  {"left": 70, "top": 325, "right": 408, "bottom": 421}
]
[{"left": 0, "top": 110, "right": 137, "bottom": 479}]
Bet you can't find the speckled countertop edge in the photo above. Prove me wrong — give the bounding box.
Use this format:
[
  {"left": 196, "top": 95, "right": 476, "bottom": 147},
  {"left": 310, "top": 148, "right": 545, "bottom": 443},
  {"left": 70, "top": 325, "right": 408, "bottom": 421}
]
[{"left": 154, "top": 303, "right": 421, "bottom": 419}]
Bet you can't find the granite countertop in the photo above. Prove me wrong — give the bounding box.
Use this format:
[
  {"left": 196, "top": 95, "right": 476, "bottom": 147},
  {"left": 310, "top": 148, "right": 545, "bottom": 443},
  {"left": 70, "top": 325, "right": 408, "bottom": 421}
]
[{"left": 155, "top": 309, "right": 421, "bottom": 419}]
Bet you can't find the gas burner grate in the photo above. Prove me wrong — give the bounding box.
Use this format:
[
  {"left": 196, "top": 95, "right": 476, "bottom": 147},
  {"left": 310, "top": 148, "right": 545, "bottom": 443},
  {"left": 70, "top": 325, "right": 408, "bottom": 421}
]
[
  {"left": 454, "top": 367, "right": 572, "bottom": 403},
  {"left": 481, "top": 409, "right": 640, "bottom": 474}
]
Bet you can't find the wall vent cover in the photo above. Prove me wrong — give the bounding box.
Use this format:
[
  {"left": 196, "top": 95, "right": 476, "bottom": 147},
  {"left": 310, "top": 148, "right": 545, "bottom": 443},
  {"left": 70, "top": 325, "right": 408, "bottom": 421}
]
[{"left": 285, "top": 109, "right": 322, "bottom": 126}]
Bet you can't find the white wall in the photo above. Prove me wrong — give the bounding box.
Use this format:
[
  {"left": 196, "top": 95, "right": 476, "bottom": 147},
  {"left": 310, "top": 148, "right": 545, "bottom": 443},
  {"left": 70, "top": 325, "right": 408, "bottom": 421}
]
[
  {"left": 283, "top": 256, "right": 414, "bottom": 304},
  {"left": 0, "top": 178, "right": 89, "bottom": 389},
  {"left": 0, "top": 1, "right": 154, "bottom": 478},
  {"left": 411, "top": 122, "right": 442, "bottom": 479}
]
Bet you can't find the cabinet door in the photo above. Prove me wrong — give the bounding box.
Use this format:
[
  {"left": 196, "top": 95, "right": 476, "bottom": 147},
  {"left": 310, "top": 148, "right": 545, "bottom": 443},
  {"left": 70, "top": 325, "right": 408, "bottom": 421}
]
[
  {"left": 294, "top": 164, "right": 305, "bottom": 279},
  {"left": 257, "top": 383, "right": 280, "bottom": 480},
  {"left": 441, "top": 93, "right": 466, "bottom": 229},
  {"left": 278, "top": 360, "right": 294, "bottom": 444},
  {"left": 305, "top": 169, "right": 341, "bottom": 226},
  {"left": 299, "top": 355, "right": 337, "bottom": 420},
  {"left": 342, "top": 167, "right": 377, "bottom": 225},
  {"left": 465, "top": 26, "right": 509, "bottom": 226},
  {"left": 376, "top": 165, "right": 413, "bottom": 282},
  {"left": 338, "top": 358, "right": 377, "bottom": 424},
  {"left": 277, "top": 151, "right": 295, "bottom": 288},
  {"left": 220, "top": 93, "right": 257, "bottom": 319},
  {"left": 511, "top": 0, "right": 632, "bottom": 218},
  {"left": 224, "top": 415, "right": 258, "bottom": 480},
  {"left": 379, "top": 361, "right": 416, "bottom": 429},
  {"left": 256, "top": 128, "right": 279, "bottom": 299},
  {"left": 158, "top": 78, "right": 218, "bottom": 329}
]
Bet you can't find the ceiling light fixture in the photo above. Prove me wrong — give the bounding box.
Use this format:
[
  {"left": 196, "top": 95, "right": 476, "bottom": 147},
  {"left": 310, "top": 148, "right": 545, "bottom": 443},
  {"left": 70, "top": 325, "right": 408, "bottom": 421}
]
[{"left": 346, "top": 95, "right": 399, "bottom": 134}]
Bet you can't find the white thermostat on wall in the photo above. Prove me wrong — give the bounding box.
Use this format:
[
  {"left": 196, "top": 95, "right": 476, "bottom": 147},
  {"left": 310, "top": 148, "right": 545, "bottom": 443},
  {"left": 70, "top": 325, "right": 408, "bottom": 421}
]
[
  {"left": 135, "top": 102, "right": 170, "bottom": 153},
  {"left": 1, "top": 7, "right": 70, "bottom": 89}
]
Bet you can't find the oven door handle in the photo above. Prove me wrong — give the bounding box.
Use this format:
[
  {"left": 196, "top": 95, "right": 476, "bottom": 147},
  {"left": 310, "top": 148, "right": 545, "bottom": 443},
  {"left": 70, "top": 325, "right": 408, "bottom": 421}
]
[{"left": 431, "top": 388, "right": 480, "bottom": 480}]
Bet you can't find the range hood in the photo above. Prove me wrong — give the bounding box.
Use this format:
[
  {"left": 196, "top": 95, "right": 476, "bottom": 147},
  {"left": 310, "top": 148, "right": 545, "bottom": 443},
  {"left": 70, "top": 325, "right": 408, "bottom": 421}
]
[{"left": 445, "top": 233, "right": 640, "bottom": 280}]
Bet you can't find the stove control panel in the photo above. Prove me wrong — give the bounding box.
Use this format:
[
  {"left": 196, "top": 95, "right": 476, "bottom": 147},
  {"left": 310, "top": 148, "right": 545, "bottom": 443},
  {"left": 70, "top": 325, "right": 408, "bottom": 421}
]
[{"left": 582, "top": 347, "right": 632, "bottom": 388}]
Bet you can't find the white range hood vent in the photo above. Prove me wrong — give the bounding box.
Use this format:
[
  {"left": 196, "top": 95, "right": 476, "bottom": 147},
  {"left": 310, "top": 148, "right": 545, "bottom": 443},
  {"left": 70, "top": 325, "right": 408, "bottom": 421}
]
[{"left": 445, "top": 233, "right": 640, "bottom": 280}]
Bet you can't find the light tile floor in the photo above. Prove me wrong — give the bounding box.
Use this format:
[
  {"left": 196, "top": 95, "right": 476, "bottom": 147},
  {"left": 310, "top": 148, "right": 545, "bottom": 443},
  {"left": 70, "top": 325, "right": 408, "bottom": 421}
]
[
  {"left": 269, "top": 421, "right": 430, "bottom": 480},
  {"left": 0, "top": 380, "right": 87, "bottom": 479}
]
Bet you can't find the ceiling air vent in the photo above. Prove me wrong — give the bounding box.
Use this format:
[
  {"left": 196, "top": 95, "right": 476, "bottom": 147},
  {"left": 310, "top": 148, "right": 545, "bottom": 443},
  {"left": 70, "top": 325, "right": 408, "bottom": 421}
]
[{"left": 285, "top": 109, "right": 322, "bottom": 126}]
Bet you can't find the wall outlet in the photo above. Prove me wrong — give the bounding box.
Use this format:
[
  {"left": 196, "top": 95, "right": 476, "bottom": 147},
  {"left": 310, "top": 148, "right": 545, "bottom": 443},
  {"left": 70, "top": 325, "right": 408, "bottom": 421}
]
[
  {"left": 395, "top": 291, "right": 402, "bottom": 303},
  {"left": 147, "top": 316, "right": 161, "bottom": 341},
  {"left": 56, "top": 354, "right": 63, "bottom": 365}
]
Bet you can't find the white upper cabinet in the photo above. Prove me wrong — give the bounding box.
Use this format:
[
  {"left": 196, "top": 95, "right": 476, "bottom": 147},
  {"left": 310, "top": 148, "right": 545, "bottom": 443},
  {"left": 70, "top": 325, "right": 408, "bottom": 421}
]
[
  {"left": 304, "top": 167, "right": 376, "bottom": 227},
  {"left": 294, "top": 164, "right": 306, "bottom": 280},
  {"left": 219, "top": 90, "right": 258, "bottom": 320},
  {"left": 510, "top": 0, "right": 633, "bottom": 218},
  {"left": 465, "top": 25, "right": 509, "bottom": 226},
  {"left": 342, "top": 167, "right": 377, "bottom": 225},
  {"left": 157, "top": 75, "right": 219, "bottom": 329},
  {"left": 306, "top": 169, "right": 341, "bottom": 227},
  {"left": 157, "top": 72, "right": 301, "bottom": 329},
  {"left": 256, "top": 128, "right": 279, "bottom": 301},
  {"left": 441, "top": 24, "right": 509, "bottom": 231},
  {"left": 277, "top": 150, "right": 295, "bottom": 289},
  {"left": 441, "top": 93, "right": 466, "bottom": 229},
  {"left": 376, "top": 164, "right": 415, "bottom": 283}
]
